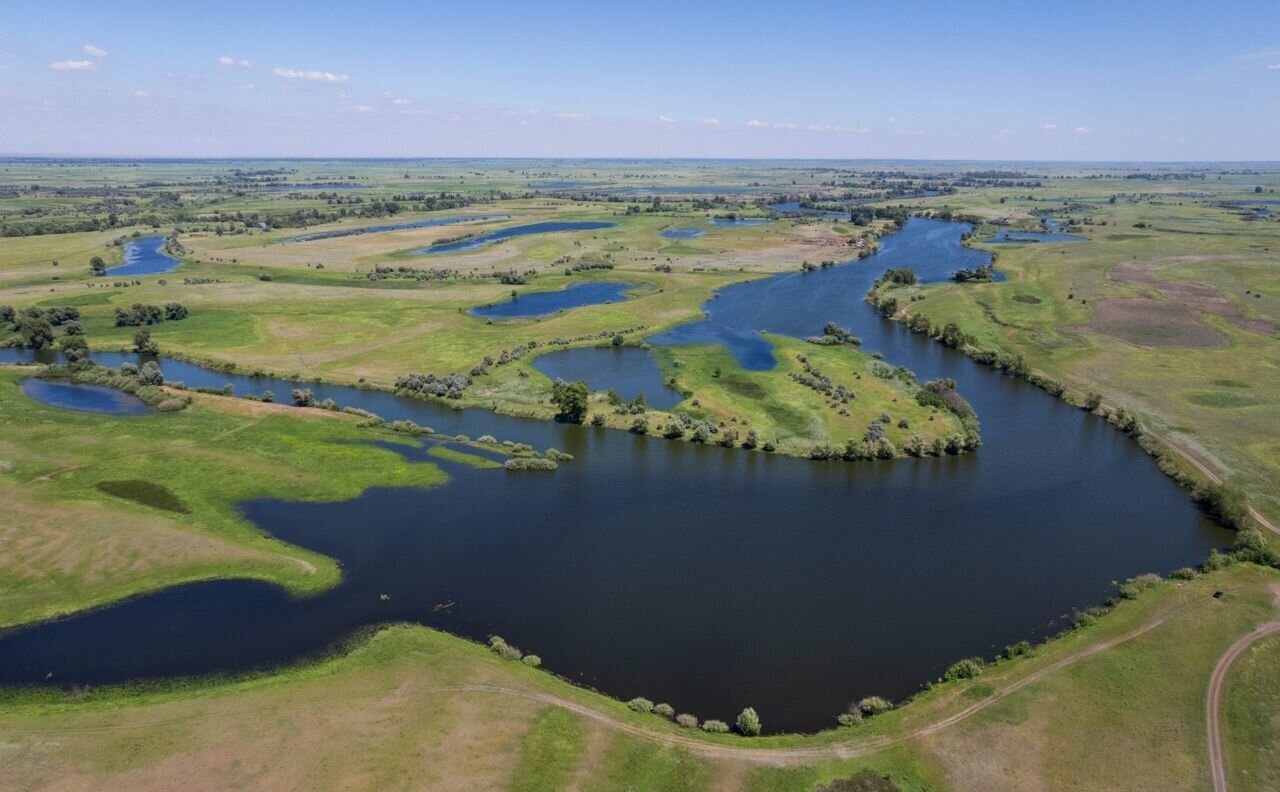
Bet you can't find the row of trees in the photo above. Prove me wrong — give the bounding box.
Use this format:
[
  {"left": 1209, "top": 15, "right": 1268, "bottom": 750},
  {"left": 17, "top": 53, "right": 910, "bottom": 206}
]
[{"left": 114, "top": 302, "right": 188, "bottom": 326}]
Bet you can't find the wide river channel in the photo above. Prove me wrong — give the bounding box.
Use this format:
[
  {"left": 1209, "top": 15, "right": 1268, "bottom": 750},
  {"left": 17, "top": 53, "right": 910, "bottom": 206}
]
[{"left": 0, "top": 218, "right": 1229, "bottom": 732}]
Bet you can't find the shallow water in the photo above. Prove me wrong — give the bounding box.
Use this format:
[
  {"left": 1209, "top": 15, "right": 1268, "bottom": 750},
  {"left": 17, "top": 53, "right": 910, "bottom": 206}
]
[
  {"left": 280, "top": 215, "right": 510, "bottom": 244},
  {"left": 0, "top": 218, "right": 1229, "bottom": 733},
  {"left": 106, "top": 236, "right": 182, "bottom": 276},
  {"left": 470, "top": 282, "right": 634, "bottom": 318},
  {"left": 661, "top": 228, "right": 706, "bottom": 239},
  {"left": 710, "top": 218, "right": 772, "bottom": 227},
  {"left": 415, "top": 221, "right": 617, "bottom": 254},
  {"left": 984, "top": 229, "right": 1086, "bottom": 244},
  {"left": 20, "top": 378, "right": 151, "bottom": 415}
]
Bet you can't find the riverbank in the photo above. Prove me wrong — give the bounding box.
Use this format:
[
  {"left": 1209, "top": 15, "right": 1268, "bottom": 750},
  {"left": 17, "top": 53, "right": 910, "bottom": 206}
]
[{"left": 1, "top": 563, "right": 1274, "bottom": 790}]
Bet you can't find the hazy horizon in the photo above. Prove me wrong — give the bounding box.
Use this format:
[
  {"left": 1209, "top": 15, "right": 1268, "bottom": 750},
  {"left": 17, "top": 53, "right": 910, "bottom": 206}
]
[{"left": 3, "top": 0, "right": 1279, "bottom": 160}]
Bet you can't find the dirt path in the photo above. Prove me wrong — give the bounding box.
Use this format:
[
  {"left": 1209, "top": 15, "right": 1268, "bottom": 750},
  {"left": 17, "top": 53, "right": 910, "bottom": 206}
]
[{"left": 1205, "top": 586, "right": 1280, "bottom": 792}]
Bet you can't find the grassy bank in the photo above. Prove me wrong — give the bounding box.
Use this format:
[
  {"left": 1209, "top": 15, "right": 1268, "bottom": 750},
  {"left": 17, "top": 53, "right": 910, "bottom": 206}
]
[{"left": 0, "top": 367, "right": 444, "bottom": 629}]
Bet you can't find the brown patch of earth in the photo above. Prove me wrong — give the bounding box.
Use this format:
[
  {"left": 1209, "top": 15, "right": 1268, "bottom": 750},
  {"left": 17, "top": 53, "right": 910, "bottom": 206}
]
[
  {"left": 1110, "top": 261, "right": 1278, "bottom": 336},
  {"left": 1084, "top": 298, "right": 1229, "bottom": 348}
]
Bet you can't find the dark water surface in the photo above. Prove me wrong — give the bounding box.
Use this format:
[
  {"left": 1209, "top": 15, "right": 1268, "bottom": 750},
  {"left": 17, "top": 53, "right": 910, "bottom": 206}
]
[
  {"left": 470, "top": 282, "right": 634, "bottom": 318},
  {"left": 661, "top": 228, "right": 706, "bottom": 239},
  {"left": 415, "top": 221, "right": 616, "bottom": 254},
  {"left": 106, "top": 236, "right": 182, "bottom": 276},
  {"left": 0, "top": 218, "right": 1229, "bottom": 732},
  {"left": 711, "top": 218, "right": 772, "bottom": 227},
  {"left": 19, "top": 378, "right": 151, "bottom": 415}
]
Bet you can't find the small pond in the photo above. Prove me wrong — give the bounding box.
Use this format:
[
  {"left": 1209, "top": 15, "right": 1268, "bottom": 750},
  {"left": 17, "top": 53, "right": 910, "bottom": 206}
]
[
  {"left": 415, "top": 221, "right": 617, "bottom": 255},
  {"left": 106, "top": 236, "right": 182, "bottom": 276},
  {"left": 983, "top": 229, "right": 1086, "bottom": 244},
  {"left": 661, "top": 228, "right": 706, "bottom": 240},
  {"left": 280, "top": 215, "right": 510, "bottom": 244},
  {"left": 470, "top": 282, "right": 635, "bottom": 319},
  {"left": 20, "top": 378, "right": 151, "bottom": 415},
  {"left": 710, "top": 218, "right": 772, "bottom": 227}
]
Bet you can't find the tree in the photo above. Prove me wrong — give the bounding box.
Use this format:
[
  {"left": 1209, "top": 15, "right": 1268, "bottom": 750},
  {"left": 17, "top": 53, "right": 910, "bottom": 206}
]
[
  {"left": 133, "top": 328, "right": 159, "bottom": 355},
  {"left": 736, "top": 707, "right": 761, "bottom": 736},
  {"left": 60, "top": 334, "right": 89, "bottom": 364},
  {"left": 138, "top": 360, "right": 164, "bottom": 386},
  {"left": 89, "top": 256, "right": 106, "bottom": 277},
  {"left": 292, "top": 388, "right": 315, "bottom": 407},
  {"left": 550, "top": 379, "right": 589, "bottom": 423},
  {"left": 16, "top": 314, "right": 54, "bottom": 349}
]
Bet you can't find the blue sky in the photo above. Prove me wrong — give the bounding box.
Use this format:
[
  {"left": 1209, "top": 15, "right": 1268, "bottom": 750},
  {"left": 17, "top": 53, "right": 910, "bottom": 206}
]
[{"left": 2, "top": 0, "right": 1278, "bottom": 160}]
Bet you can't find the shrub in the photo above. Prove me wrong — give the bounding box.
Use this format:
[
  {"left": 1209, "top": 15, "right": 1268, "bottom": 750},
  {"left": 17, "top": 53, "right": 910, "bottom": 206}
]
[
  {"left": 1002, "top": 640, "right": 1033, "bottom": 660},
  {"left": 836, "top": 711, "right": 863, "bottom": 727},
  {"left": 857, "top": 696, "right": 892, "bottom": 716},
  {"left": 627, "top": 697, "right": 654, "bottom": 713},
  {"left": 477, "top": 435, "right": 497, "bottom": 444},
  {"left": 521, "top": 655, "right": 541, "bottom": 668},
  {"left": 1118, "top": 573, "right": 1162, "bottom": 599},
  {"left": 653, "top": 703, "right": 675, "bottom": 719},
  {"left": 1169, "top": 567, "right": 1197, "bottom": 581},
  {"left": 291, "top": 388, "right": 315, "bottom": 407},
  {"left": 736, "top": 707, "right": 761, "bottom": 736},
  {"left": 701, "top": 719, "right": 729, "bottom": 733},
  {"left": 943, "top": 657, "right": 985, "bottom": 682},
  {"left": 503, "top": 457, "right": 558, "bottom": 471},
  {"left": 675, "top": 713, "right": 698, "bottom": 729}
]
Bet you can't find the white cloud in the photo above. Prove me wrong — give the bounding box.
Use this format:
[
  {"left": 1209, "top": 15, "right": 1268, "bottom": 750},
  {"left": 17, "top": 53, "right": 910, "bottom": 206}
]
[
  {"left": 133, "top": 89, "right": 149, "bottom": 97},
  {"left": 340, "top": 104, "right": 373, "bottom": 113},
  {"left": 218, "top": 55, "right": 253, "bottom": 68},
  {"left": 50, "top": 59, "right": 96, "bottom": 72},
  {"left": 557, "top": 111, "right": 584, "bottom": 119},
  {"left": 391, "top": 97, "right": 412, "bottom": 105},
  {"left": 1073, "top": 126, "right": 1092, "bottom": 134},
  {"left": 657, "top": 115, "right": 676, "bottom": 123},
  {"left": 83, "top": 44, "right": 107, "bottom": 58},
  {"left": 997, "top": 127, "right": 1018, "bottom": 136},
  {"left": 745, "top": 119, "right": 765, "bottom": 127},
  {"left": 1041, "top": 122, "right": 1058, "bottom": 130},
  {"left": 699, "top": 117, "right": 719, "bottom": 125},
  {"left": 273, "top": 67, "right": 348, "bottom": 83},
  {"left": 772, "top": 122, "right": 797, "bottom": 129},
  {"left": 1269, "top": 64, "right": 1280, "bottom": 70}
]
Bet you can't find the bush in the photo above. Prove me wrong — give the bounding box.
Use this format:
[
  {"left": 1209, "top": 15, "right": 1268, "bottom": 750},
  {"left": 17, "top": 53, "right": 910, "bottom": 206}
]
[
  {"left": 627, "top": 697, "right": 654, "bottom": 713},
  {"left": 675, "top": 713, "right": 698, "bottom": 729},
  {"left": 477, "top": 435, "right": 497, "bottom": 444},
  {"left": 836, "top": 711, "right": 863, "bottom": 727},
  {"left": 1169, "top": 567, "right": 1197, "bottom": 581},
  {"left": 858, "top": 696, "right": 892, "bottom": 716},
  {"left": 1118, "top": 573, "right": 1162, "bottom": 599},
  {"left": 701, "top": 719, "right": 729, "bottom": 733},
  {"left": 503, "top": 457, "right": 558, "bottom": 471},
  {"left": 653, "top": 703, "right": 675, "bottom": 719},
  {"left": 291, "top": 388, "right": 315, "bottom": 407},
  {"left": 736, "top": 707, "right": 761, "bottom": 736},
  {"left": 521, "top": 655, "right": 541, "bottom": 668},
  {"left": 1002, "top": 641, "right": 1033, "bottom": 660},
  {"left": 943, "top": 657, "right": 985, "bottom": 682}
]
